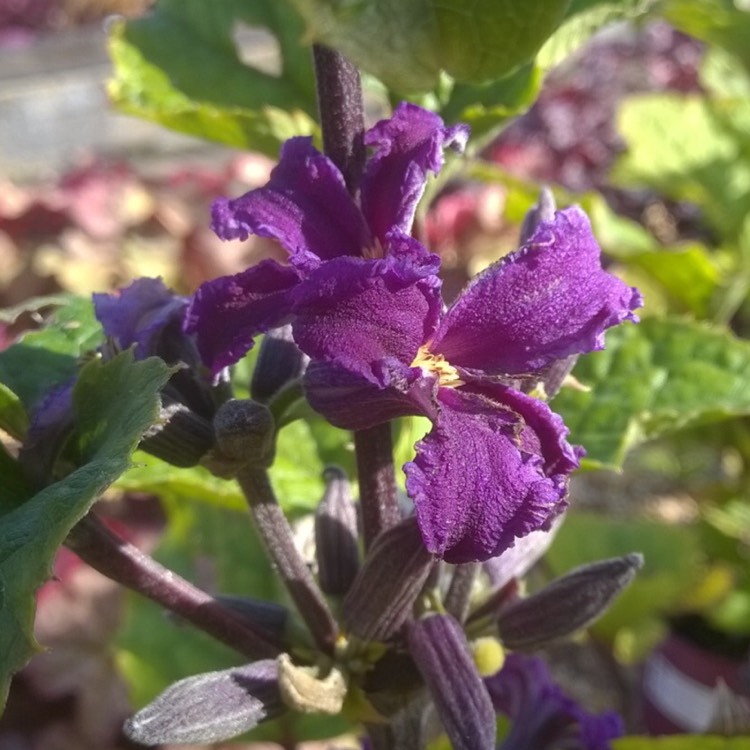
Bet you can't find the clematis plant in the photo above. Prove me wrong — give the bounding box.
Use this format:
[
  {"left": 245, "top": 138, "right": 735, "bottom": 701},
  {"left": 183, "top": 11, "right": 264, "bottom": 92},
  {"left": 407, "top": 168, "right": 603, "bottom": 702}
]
[{"left": 187, "top": 104, "right": 641, "bottom": 564}]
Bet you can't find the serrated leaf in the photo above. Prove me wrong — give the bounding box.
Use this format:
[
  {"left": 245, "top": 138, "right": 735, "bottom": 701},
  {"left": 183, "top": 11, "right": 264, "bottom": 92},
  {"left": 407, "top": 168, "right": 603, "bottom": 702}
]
[
  {"left": 554, "top": 318, "right": 750, "bottom": 468},
  {"left": 107, "top": 0, "right": 318, "bottom": 154},
  {"left": 0, "top": 351, "right": 170, "bottom": 712},
  {"left": 290, "top": 0, "right": 570, "bottom": 93},
  {"left": 0, "top": 295, "right": 102, "bottom": 411}
]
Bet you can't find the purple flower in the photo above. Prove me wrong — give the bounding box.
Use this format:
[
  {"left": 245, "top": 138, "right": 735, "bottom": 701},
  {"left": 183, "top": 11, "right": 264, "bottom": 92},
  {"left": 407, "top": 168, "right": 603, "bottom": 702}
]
[
  {"left": 486, "top": 653, "right": 624, "bottom": 750},
  {"left": 187, "top": 101, "right": 640, "bottom": 564},
  {"left": 299, "top": 207, "right": 641, "bottom": 563},
  {"left": 184, "top": 103, "right": 468, "bottom": 374}
]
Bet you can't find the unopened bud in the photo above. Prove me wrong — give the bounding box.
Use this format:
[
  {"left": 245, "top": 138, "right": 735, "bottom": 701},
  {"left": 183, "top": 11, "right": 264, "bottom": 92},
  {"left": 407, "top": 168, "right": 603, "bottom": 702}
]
[
  {"left": 140, "top": 400, "right": 215, "bottom": 467},
  {"left": 123, "top": 659, "right": 282, "bottom": 745},
  {"left": 214, "top": 595, "right": 288, "bottom": 640},
  {"left": 251, "top": 325, "right": 309, "bottom": 404},
  {"left": 315, "top": 467, "right": 360, "bottom": 596},
  {"left": 497, "top": 553, "right": 643, "bottom": 650},
  {"left": 209, "top": 399, "right": 274, "bottom": 474},
  {"left": 408, "top": 614, "right": 496, "bottom": 750},
  {"left": 343, "top": 517, "right": 434, "bottom": 642}
]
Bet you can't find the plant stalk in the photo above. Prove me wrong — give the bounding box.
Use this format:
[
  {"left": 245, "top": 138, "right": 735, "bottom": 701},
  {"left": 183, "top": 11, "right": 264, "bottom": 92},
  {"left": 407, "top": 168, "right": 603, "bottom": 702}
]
[
  {"left": 66, "top": 513, "right": 280, "bottom": 659},
  {"left": 312, "top": 44, "right": 400, "bottom": 550},
  {"left": 237, "top": 466, "right": 338, "bottom": 654}
]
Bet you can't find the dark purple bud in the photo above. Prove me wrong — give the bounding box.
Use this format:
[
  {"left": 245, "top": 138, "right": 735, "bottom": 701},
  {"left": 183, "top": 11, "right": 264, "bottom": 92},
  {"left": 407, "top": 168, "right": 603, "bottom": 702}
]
[
  {"left": 139, "top": 400, "right": 215, "bottom": 467},
  {"left": 315, "top": 466, "right": 360, "bottom": 596},
  {"left": 518, "top": 186, "right": 556, "bottom": 246},
  {"left": 343, "top": 517, "right": 434, "bottom": 642},
  {"left": 208, "top": 399, "right": 275, "bottom": 475},
  {"left": 408, "top": 614, "right": 496, "bottom": 750},
  {"left": 251, "top": 324, "right": 309, "bottom": 404},
  {"left": 498, "top": 554, "right": 643, "bottom": 651},
  {"left": 123, "top": 659, "right": 283, "bottom": 745},
  {"left": 706, "top": 681, "right": 750, "bottom": 736},
  {"left": 214, "top": 595, "right": 288, "bottom": 640}
]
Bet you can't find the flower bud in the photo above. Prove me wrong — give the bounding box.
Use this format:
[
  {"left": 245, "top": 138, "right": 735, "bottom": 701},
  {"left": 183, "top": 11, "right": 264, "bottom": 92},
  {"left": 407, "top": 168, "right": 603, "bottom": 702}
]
[
  {"left": 139, "top": 399, "right": 215, "bottom": 467},
  {"left": 315, "top": 466, "right": 360, "bottom": 596},
  {"left": 408, "top": 614, "right": 496, "bottom": 750},
  {"left": 251, "top": 324, "right": 309, "bottom": 404},
  {"left": 214, "top": 595, "right": 288, "bottom": 640},
  {"left": 497, "top": 553, "right": 643, "bottom": 650},
  {"left": 123, "top": 659, "right": 282, "bottom": 745},
  {"left": 343, "top": 517, "right": 434, "bottom": 642},
  {"left": 208, "top": 399, "right": 274, "bottom": 474}
]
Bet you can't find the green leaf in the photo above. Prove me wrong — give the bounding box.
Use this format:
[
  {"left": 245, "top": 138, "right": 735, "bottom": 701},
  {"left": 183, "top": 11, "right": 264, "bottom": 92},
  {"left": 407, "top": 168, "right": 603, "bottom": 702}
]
[
  {"left": 0, "top": 352, "right": 170, "bottom": 712},
  {"left": 537, "top": 0, "right": 657, "bottom": 71},
  {"left": 0, "top": 295, "right": 102, "bottom": 412},
  {"left": 107, "top": 0, "right": 318, "bottom": 154},
  {"left": 615, "top": 736, "right": 750, "bottom": 750},
  {"left": 289, "top": 0, "right": 570, "bottom": 92},
  {"left": 554, "top": 318, "right": 750, "bottom": 468},
  {"left": 441, "top": 64, "right": 542, "bottom": 144},
  {"left": 663, "top": 0, "right": 750, "bottom": 78},
  {"left": 0, "top": 383, "right": 28, "bottom": 441},
  {"left": 613, "top": 93, "right": 750, "bottom": 241}
]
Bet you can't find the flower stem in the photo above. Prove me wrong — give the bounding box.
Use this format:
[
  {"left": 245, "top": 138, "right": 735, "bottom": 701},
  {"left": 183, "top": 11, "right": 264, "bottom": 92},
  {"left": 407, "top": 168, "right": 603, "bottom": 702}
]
[
  {"left": 311, "top": 45, "right": 400, "bottom": 550},
  {"left": 312, "top": 44, "right": 366, "bottom": 193},
  {"left": 237, "top": 466, "right": 338, "bottom": 654},
  {"left": 355, "top": 425, "right": 400, "bottom": 550},
  {"left": 66, "top": 513, "right": 280, "bottom": 659},
  {"left": 444, "top": 563, "right": 480, "bottom": 623}
]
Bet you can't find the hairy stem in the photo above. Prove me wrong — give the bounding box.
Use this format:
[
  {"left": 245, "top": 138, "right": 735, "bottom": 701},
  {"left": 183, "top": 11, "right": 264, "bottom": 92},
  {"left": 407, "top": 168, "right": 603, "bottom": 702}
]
[
  {"left": 312, "top": 45, "right": 400, "bottom": 550},
  {"left": 66, "top": 513, "right": 280, "bottom": 659},
  {"left": 444, "top": 563, "right": 480, "bottom": 623},
  {"left": 237, "top": 466, "right": 338, "bottom": 654},
  {"left": 355, "top": 425, "right": 401, "bottom": 550},
  {"left": 312, "top": 44, "right": 366, "bottom": 193}
]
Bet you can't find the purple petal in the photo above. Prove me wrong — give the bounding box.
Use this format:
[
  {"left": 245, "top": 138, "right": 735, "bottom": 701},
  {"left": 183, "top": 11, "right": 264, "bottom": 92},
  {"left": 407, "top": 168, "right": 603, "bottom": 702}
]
[
  {"left": 362, "top": 103, "right": 469, "bottom": 243},
  {"left": 430, "top": 207, "right": 643, "bottom": 375},
  {"left": 184, "top": 260, "right": 301, "bottom": 375},
  {"left": 291, "top": 240, "right": 442, "bottom": 385},
  {"left": 405, "top": 385, "right": 578, "bottom": 564},
  {"left": 304, "top": 360, "right": 437, "bottom": 431},
  {"left": 487, "top": 654, "right": 623, "bottom": 750},
  {"left": 93, "top": 277, "right": 187, "bottom": 359},
  {"left": 211, "top": 137, "right": 370, "bottom": 270},
  {"left": 408, "top": 614, "right": 496, "bottom": 750}
]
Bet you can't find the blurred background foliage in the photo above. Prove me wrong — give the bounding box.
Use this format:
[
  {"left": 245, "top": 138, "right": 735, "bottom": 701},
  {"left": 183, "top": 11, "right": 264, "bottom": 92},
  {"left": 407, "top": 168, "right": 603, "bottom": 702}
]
[{"left": 1, "top": 0, "right": 749, "bottom": 748}]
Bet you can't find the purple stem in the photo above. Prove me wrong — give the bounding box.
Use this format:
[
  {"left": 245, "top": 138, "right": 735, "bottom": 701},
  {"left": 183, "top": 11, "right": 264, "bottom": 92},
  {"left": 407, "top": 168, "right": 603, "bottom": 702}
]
[
  {"left": 237, "top": 466, "right": 338, "bottom": 655},
  {"left": 312, "top": 44, "right": 366, "bottom": 193},
  {"left": 312, "top": 44, "right": 400, "bottom": 550},
  {"left": 66, "top": 513, "right": 280, "bottom": 659}
]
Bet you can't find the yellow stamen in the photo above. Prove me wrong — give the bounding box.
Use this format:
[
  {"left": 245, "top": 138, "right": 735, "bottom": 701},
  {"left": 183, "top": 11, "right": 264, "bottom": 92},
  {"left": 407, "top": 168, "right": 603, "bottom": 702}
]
[{"left": 411, "top": 344, "right": 464, "bottom": 388}]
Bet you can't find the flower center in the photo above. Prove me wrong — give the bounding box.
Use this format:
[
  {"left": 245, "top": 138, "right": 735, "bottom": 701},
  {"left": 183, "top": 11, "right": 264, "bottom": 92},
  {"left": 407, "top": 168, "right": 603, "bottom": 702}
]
[
  {"left": 362, "top": 236, "right": 385, "bottom": 260},
  {"left": 411, "top": 344, "right": 464, "bottom": 388}
]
